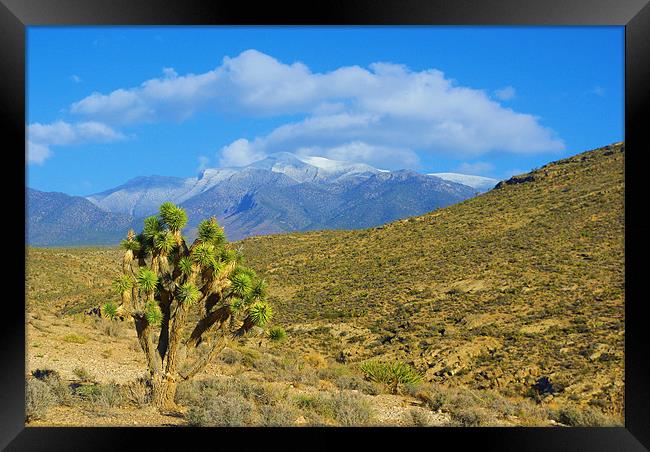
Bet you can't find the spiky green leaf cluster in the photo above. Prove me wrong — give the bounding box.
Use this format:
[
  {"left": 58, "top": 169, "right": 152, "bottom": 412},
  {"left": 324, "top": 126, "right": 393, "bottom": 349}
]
[
  {"left": 229, "top": 272, "right": 252, "bottom": 298},
  {"left": 250, "top": 279, "right": 268, "bottom": 301},
  {"left": 159, "top": 202, "right": 188, "bottom": 231},
  {"left": 102, "top": 302, "right": 118, "bottom": 320},
  {"left": 153, "top": 231, "right": 176, "bottom": 255},
  {"left": 177, "top": 257, "right": 193, "bottom": 276},
  {"left": 211, "top": 258, "right": 225, "bottom": 274},
  {"left": 248, "top": 302, "right": 273, "bottom": 327},
  {"left": 177, "top": 282, "right": 201, "bottom": 305},
  {"left": 192, "top": 242, "right": 216, "bottom": 268},
  {"left": 268, "top": 326, "right": 287, "bottom": 342},
  {"left": 144, "top": 301, "right": 162, "bottom": 326},
  {"left": 143, "top": 216, "right": 163, "bottom": 240},
  {"left": 136, "top": 268, "right": 158, "bottom": 293},
  {"left": 359, "top": 360, "right": 422, "bottom": 388},
  {"left": 230, "top": 298, "right": 245, "bottom": 313},
  {"left": 234, "top": 266, "right": 257, "bottom": 279},
  {"left": 120, "top": 239, "right": 141, "bottom": 252},
  {"left": 198, "top": 218, "right": 226, "bottom": 246},
  {"left": 112, "top": 274, "right": 134, "bottom": 294},
  {"left": 220, "top": 248, "right": 238, "bottom": 264}
]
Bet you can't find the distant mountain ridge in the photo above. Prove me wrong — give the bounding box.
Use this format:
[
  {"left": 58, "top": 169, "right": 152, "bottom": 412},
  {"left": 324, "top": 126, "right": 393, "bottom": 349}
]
[
  {"left": 27, "top": 188, "right": 133, "bottom": 246},
  {"left": 27, "top": 153, "right": 494, "bottom": 246}
]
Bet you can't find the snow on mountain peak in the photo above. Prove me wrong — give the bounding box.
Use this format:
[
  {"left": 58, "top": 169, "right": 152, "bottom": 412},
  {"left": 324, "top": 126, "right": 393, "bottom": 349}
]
[{"left": 428, "top": 173, "right": 500, "bottom": 191}]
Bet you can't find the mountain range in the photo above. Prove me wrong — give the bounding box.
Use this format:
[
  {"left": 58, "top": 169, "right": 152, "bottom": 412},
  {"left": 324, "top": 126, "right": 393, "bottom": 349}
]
[{"left": 26, "top": 152, "right": 499, "bottom": 246}]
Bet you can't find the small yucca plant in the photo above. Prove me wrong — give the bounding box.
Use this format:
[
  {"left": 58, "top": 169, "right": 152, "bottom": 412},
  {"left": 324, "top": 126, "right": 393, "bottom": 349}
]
[
  {"left": 360, "top": 360, "right": 422, "bottom": 394},
  {"left": 268, "top": 326, "right": 287, "bottom": 342},
  {"left": 249, "top": 302, "right": 273, "bottom": 327},
  {"left": 102, "top": 302, "right": 118, "bottom": 320}
]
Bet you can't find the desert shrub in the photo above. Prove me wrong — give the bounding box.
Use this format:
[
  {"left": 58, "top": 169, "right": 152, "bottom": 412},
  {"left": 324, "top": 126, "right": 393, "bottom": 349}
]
[
  {"left": 74, "top": 382, "right": 124, "bottom": 409},
  {"left": 257, "top": 401, "right": 299, "bottom": 426},
  {"left": 123, "top": 377, "right": 151, "bottom": 407},
  {"left": 72, "top": 367, "right": 95, "bottom": 382},
  {"left": 327, "top": 391, "right": 374, "bottom": 426},
  {"left": 303, "top": 352, "right": 327, "bottom": 369},
  {"left": 293, "top": 391, "right": 373, "bottom": 426},
  {"left": 219, "top": 347, "right": 243, "bottom": 365},
  {"left": 240, "top": 348, "right": 261, "bottom": 367},
  {"left": 26, "top": 378, "right": 56, "bottom": 421},
  {"left": 74, "top": 384, "right": 102, "bottom": 400},
  {"left": 331, "top": 374, "right": 380, "bottom": 395},
  {"left": 269, "top": 326, "right": 287, "bottom": 342},
  {"left": 94, "top": 382, "right": 123, "bottom": 409},
  {"left": 186, "top": 394, "right": 254, "bottom": 426},
  {"left": 175, "top": 379, "right": 207, "bottom": 406},
  {"left": 551, "top": 406, "right": 621, "bottom": 426},
  {"left": 177, "top": 376, "right": 288, "bottom": 423},
  {"left": 256, "top": 353, "right": 319, "bottom": 385},
  {"left": 62, "top": 333, "right": 88, "bottom": 344},
  {"left": 248, "top": 383, "right": 283, "bottom": 406},
  {"left": 294, "top": 394, "right": 320, "bottom": 410},
  {"left": 449, "top": 406, "right": 496, "bottom": 426},
  {"left": 486, "top": 393, "right": 551, "bottom": 425},
  {"left": 413, "top": 384, "right": 447, "bottom": 411},
  {"left": 317, "top": 363, "right": 351, "bottom": 381},
  {"left": 32, "top": 369, "right": 73, "bottom": 406},
  {"left": 96, "top": 317, "right": 124, "bottom": 338},
  {"left": 407, "top": 408, "right": 435, "bottom": 426},
  {"left": 412, "top": 383, "right": 511, "bottom": 426},
  {"left": 359, "top": 360, "right": 422, "bottom": 393}
]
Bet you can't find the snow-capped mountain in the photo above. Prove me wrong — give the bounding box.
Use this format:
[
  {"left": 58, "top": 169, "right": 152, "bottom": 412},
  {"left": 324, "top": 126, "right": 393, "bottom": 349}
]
[
  {"left": 85, "top": 153, "right": 385, "bottom": 217},
  {"left": 27, "top": 153, "right": 492, "bottom": 246},
  {"left": 428, "top": 173, "right": 500, "bottom": 192}
]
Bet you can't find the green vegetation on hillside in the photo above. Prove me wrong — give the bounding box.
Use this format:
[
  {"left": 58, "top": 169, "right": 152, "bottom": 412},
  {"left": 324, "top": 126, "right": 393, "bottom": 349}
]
[{"left": 241, "top": 142, "right": 625, "bottom": 415}]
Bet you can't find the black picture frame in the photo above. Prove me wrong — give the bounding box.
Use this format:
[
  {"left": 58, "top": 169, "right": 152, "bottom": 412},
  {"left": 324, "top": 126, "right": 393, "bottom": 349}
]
[{"left": 3, "top": 0, "right": 649, "bottom": 450}]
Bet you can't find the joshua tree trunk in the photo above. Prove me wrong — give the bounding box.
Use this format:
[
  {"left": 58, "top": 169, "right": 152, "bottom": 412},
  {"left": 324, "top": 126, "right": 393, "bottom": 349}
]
[{"left": 151, "top": 373, "right": 178, "bottom": 410}]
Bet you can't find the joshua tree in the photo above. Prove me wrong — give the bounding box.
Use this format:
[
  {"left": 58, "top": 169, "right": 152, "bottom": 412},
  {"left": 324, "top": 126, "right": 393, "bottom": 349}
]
[{"left": 111, "top": 202, "right": 272, "bottom": 411}]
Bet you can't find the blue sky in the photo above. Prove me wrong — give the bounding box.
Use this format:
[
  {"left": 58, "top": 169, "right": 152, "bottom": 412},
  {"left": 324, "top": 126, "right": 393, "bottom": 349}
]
[{"left": 27, "top": 26, "right": 624, "bottom": 196}]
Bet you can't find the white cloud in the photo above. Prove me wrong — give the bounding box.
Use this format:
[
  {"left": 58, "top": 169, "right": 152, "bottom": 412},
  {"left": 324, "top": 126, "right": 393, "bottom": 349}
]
[
  {"left": 494, "top": 86, "right": 516, "bottom": 101},
  {"left": 66, "top": 49, "right": 564, "bottom": 167},
  {"left": 70, "top": 74, "right": 82, "bottom": 83},
  {"left": 26, "top": 141, "right": 51, "bottom": 165},
  {"left": 456, "top": 161, "right": 495, "bottom": 176},
  {"left": 218, "top": 138, "right": 266, "bottom": 167},
  {"left": 197, "top": 155, "right": 210, "bottom": 172},
  {"left": 26, "top": 120, "right": 124, "bottom": 165}
]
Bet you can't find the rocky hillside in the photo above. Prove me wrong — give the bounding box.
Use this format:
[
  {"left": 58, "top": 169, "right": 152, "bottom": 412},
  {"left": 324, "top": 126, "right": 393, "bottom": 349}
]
[{"left": 240, "top": 142, "right": 625, "bottom": 415}]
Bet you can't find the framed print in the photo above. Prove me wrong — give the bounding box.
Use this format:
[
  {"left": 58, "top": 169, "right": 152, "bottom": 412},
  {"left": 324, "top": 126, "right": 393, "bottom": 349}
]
[{"left": 3, "top": 0, "right": 649, "bottom": 449}]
